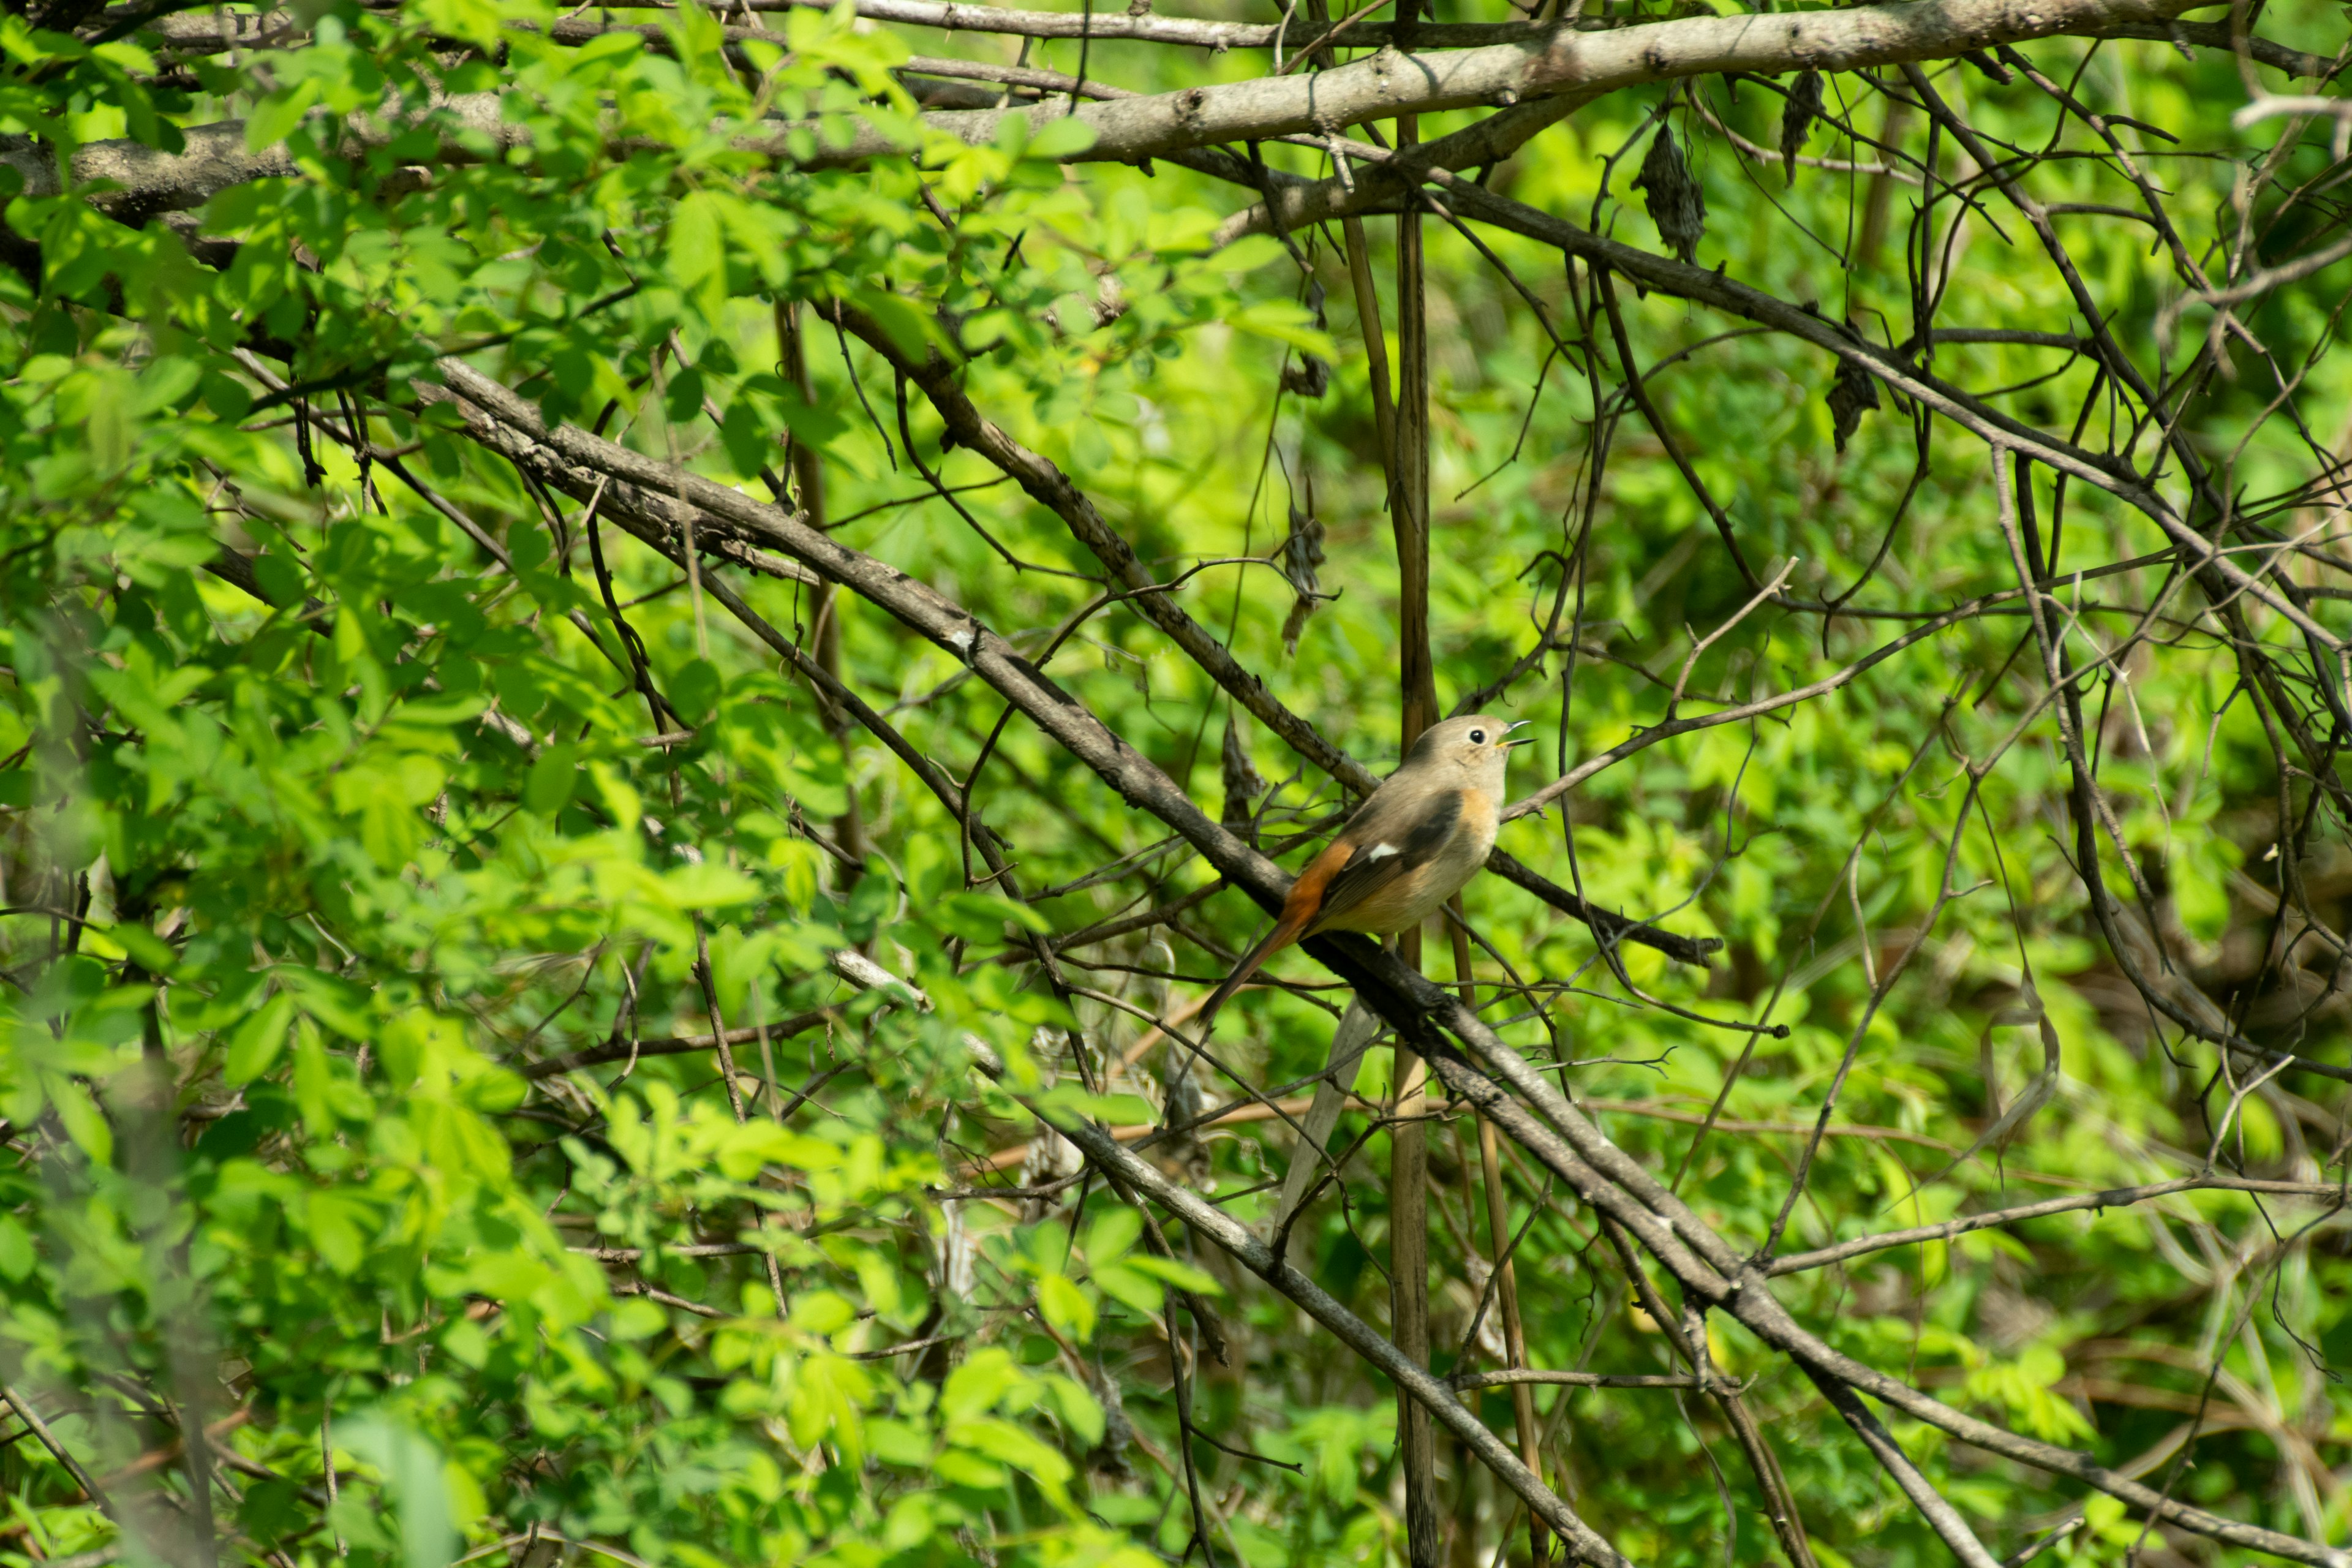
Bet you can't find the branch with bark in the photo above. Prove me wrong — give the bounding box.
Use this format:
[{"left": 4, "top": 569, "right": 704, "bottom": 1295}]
[
  {"left": 420, "top": 354, "right": 2352, "bottom": 1568},
  {"left": 39, "top": 0, "right": 2305, "bottom": 221}
]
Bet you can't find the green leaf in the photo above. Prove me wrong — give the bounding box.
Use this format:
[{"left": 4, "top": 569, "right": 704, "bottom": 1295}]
[
  {"left": 337, "top": 1419, "right": 458, "bottom": 1568},
  {"left": 790, "top": 1289, "right": 856, "bottom": 1336},
  {"left": 934, "top": 889, "right": 1045, "bottom": 942},
  {"left": 1025, "top": 116, "right": 1098, "bottom": 161},
  {"left": 1082, "top": 1206, "right": 1140, "bottom": 1265},
  {"left": 306, "top": 1189, "right": 374, "bottom": 1274},
  {"left": 440, "top": 1317, "right": 490, "bottom": 1369},
  {"left": 1036, "top": 1271, "right": 1095, "bottom": 1342},
  {"left": 669, "top": 658, "right": 722, "bottom": 723},
  {"left": 1033, "top": 1086, "right": 1155, "bottom": 1125},
  {"left": 46, "top": 1074, "right": 111, "bottom": 1166},
  {"left": 1215, "top": 234, "right": 1288, "bottom": 274},
  {"left": 0, "top": 1215, "right": 34, "bottom": 1281},
  {"left": 662, "top": 861, "right": 763, "bottom": 910},
  {"left": 952, "top": 1415, "right": 1072, "bottom": 1496},
  {"left": 223, "top": 992, "right": 297, "bottom": 1085},
  {"left": 667, "top": 190, "right": 727, "bottom": 320},
  {"left": 244, "top": 81, "right": 320, "bottom": 151},
  {"left": 1091, "top": 1261, "right": 1162, "bottom": 1315},
  {"left": 1047, "top": 1375, "right": 1105, "bottom": 1448},
  {"left": 413, "top": 0, "right": 504, "bottom": 48},
  {"left": 109, "top": 921, "right": 180, "bottom": 975},
  {"left": 522, "top": 743, "right": 579, "bottom": 816},
  {"left": 1226, "top": 300, "right": 1339, "bottom": 359},
  {"left": 1121, "top": 1255, "right": 1221, "bottom": 1295},
  {"left": 774, "top": 394, "right": 850, "bottom": 453},
  {"left": 941, "top": 1348, "right": 1023, "bottom": 1420}
]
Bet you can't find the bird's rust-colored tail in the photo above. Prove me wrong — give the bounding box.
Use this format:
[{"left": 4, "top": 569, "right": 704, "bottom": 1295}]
[
  {"left": 1193, "top": 836, "right": 1355, "bottom": 1038},
  {"left": 1193, "top": 913, "right": 1306, "bottom": 1039}
]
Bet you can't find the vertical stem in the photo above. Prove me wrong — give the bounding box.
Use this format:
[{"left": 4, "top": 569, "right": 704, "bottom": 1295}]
[
  {"left": 694, "top": 930, "right": 792, "bottom": 1314},
  {"left": 1393, "top": 124, "right": 1437, "bottom": 742},
  {"left": 1344, "top": 217, "right": 1400, "bottom": 480},
  {"left": 1310, "top": 5, "right": 1434, "bottom": 1555},
  {"left": 322, "top": 1382, "right": 345, "bottom": 1556},
  {"left": 752, "top": 986, "right": 786, "bottom": 1124},
  {"left": 778, "top": 300, "right": 870, "bottom": 869},
  {"left": 1164, "top": 1296, "right": 1226, "bottom": 1568},
  {"left": 1599, "top": 1216, "right": 1818, "bottom": 1568},
  {"left": 127, "top": 1003, "right": 219, "bottom": 1568},
  {"left": 1391, "top": 8, "right": 1439, "bottom": 1562},
  {"left": 1451, "top": 907, "right": 1546, "bottom": 1567},
  {"left": 650, "top": 345, "right": 714, "bottom": 664},
  {"left": 1857, "top": 96, "right": 1913, "bottom": 275},
  {"left": 1311, "top": 0, "right": 1397, "bottom": 498},
  {"left": 1389, "top": 951, "right": 1438, "bottom": 1568}
]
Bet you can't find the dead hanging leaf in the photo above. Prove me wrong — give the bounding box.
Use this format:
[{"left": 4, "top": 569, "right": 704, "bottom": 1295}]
[
  {"left": 1633, "top": 122, "right": 1706, "bottom": 265},
  {"left": 1221, "top": 717, "right": 1266, "bottom": 840},
  {"left": 1280, "top": 280, "right": 1332, "bottom": 397},
  {"left": 1279, "top": 493, "right": 1327, "bottom": 656},
  {"left": 1281, "top": 356, "right": 1332, "bottom": 398},
  {"left": 1280, "top": 600, "right": 1316, "bottom": 654},
  {"left": 1828, "top": 352, "right": 1882, "bottom": 453},
  {"left": 1781, "top": 70, "right": 1823, "bottom": 185}
]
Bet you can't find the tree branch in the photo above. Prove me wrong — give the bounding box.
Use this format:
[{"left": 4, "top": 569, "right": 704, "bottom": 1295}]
[
  {"left": 421, "top": 356, "right": 2350, "bottom": 1568},
  {"left": 838, "top": 306, "right": 1719, "bottom": 967},
  {"left": 786, "top": 0, "right": 2214, "bottom": 168},
  {"left": 56, "top": 0, "right": 2245, "bottom": 219}
]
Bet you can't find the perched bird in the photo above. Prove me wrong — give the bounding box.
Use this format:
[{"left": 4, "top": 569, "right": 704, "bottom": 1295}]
[{"left": 1196, "top": 714, "right": 1529, "bottom": 1035}]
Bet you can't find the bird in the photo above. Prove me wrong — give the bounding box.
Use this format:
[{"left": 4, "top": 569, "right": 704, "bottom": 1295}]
[{"left": 1196, "top": 714, "right": 1530, "bottom": 1036}]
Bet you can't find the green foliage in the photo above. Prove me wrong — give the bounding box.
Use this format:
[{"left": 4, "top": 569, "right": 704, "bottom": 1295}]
[{"left": 0, "top": 2, "right": 2348, "bottom": 1568}]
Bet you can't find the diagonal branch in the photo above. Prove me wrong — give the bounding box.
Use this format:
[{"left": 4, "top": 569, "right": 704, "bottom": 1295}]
[
  {"left": 422, "top": 356, "right": 2351, "bottom": 1568},
  {"left": 840, "top": 307, "right": 1719, "bottom": 967},
  {"left": 1210, "top": 125, "right": 2350, "bottom": 666},
  {"left": 1417, "top": 1027, "right": 2352, "bottom": 1568},
  {"left": 969, "top": 1041, "right": 1635, "bottom": 1568}
]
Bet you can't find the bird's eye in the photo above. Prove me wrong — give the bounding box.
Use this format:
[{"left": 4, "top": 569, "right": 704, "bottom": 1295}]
[{"left": 1469, "top": 729, "right": 1486, "bottom": 744}]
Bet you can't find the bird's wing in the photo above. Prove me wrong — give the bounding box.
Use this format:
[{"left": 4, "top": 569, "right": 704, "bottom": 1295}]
[{"left": 1302, "top": 786, "right": 1462, "bottom": 936}]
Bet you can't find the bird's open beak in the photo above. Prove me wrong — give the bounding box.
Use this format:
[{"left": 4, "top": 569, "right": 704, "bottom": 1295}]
[{"left": 1502, "top": 720, "right": 1537, "bottom": 748}]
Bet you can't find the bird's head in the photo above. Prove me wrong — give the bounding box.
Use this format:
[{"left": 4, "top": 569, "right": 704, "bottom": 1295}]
[{"left": 1405, "top": 715, "right": 1531, "bottom": 787}]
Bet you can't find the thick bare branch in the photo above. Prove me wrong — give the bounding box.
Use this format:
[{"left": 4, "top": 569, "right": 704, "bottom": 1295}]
[
  {"left": 419, "top": 352, "right": 2352, "bottom": 1568},
  {"left": 788, "top": 0, "right": 2211, "bottom": 168},
  {"left": 144, "top": 0, "right": 2325, "bottom": 77},
  {"left": 1, "top": 95, "right": 513, "bottom": 220},
  {"left": 124, "top": 0, "right": 1555, "bottom": 54},
  {"left": 49, "top": 0, "right": 2309, "bottom": 229}
]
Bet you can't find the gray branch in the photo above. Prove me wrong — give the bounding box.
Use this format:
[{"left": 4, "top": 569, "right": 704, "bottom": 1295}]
[
  {"left": 423, "top": 356, "right": 2348, "bottom": 1568},
  {"left": 965, "top": 1033, "right": 1635, "bottom": 1568},
  {"left": 785, "top": 0, "right": 2215, "bottom": 168},
  {"left": 43, "top": 0, "right": 2235, "bottom": 219},
  {"left": 837, "top": 304, "right": 1719, "bottom": 967},
  {"left": 142, "top": 0, "right": 2326, "bottom": 78}
]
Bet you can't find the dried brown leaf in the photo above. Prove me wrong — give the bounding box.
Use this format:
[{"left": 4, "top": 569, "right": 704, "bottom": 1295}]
[
  {"left": 1781, "top": 70, "right": 1823, "bottom": 184},
  {"left": 1633, "top": 122, "right": 1706, "bottom": 265}
]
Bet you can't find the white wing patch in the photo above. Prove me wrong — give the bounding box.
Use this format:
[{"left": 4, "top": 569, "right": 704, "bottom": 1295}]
[{"left": 1362, "top": 842, "right": 1401, "bottom": 861}]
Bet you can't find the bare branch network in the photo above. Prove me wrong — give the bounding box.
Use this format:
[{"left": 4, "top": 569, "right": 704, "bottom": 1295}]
[{"left": 62, "top": 0, "right": 2352, "bottom": 1563}]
